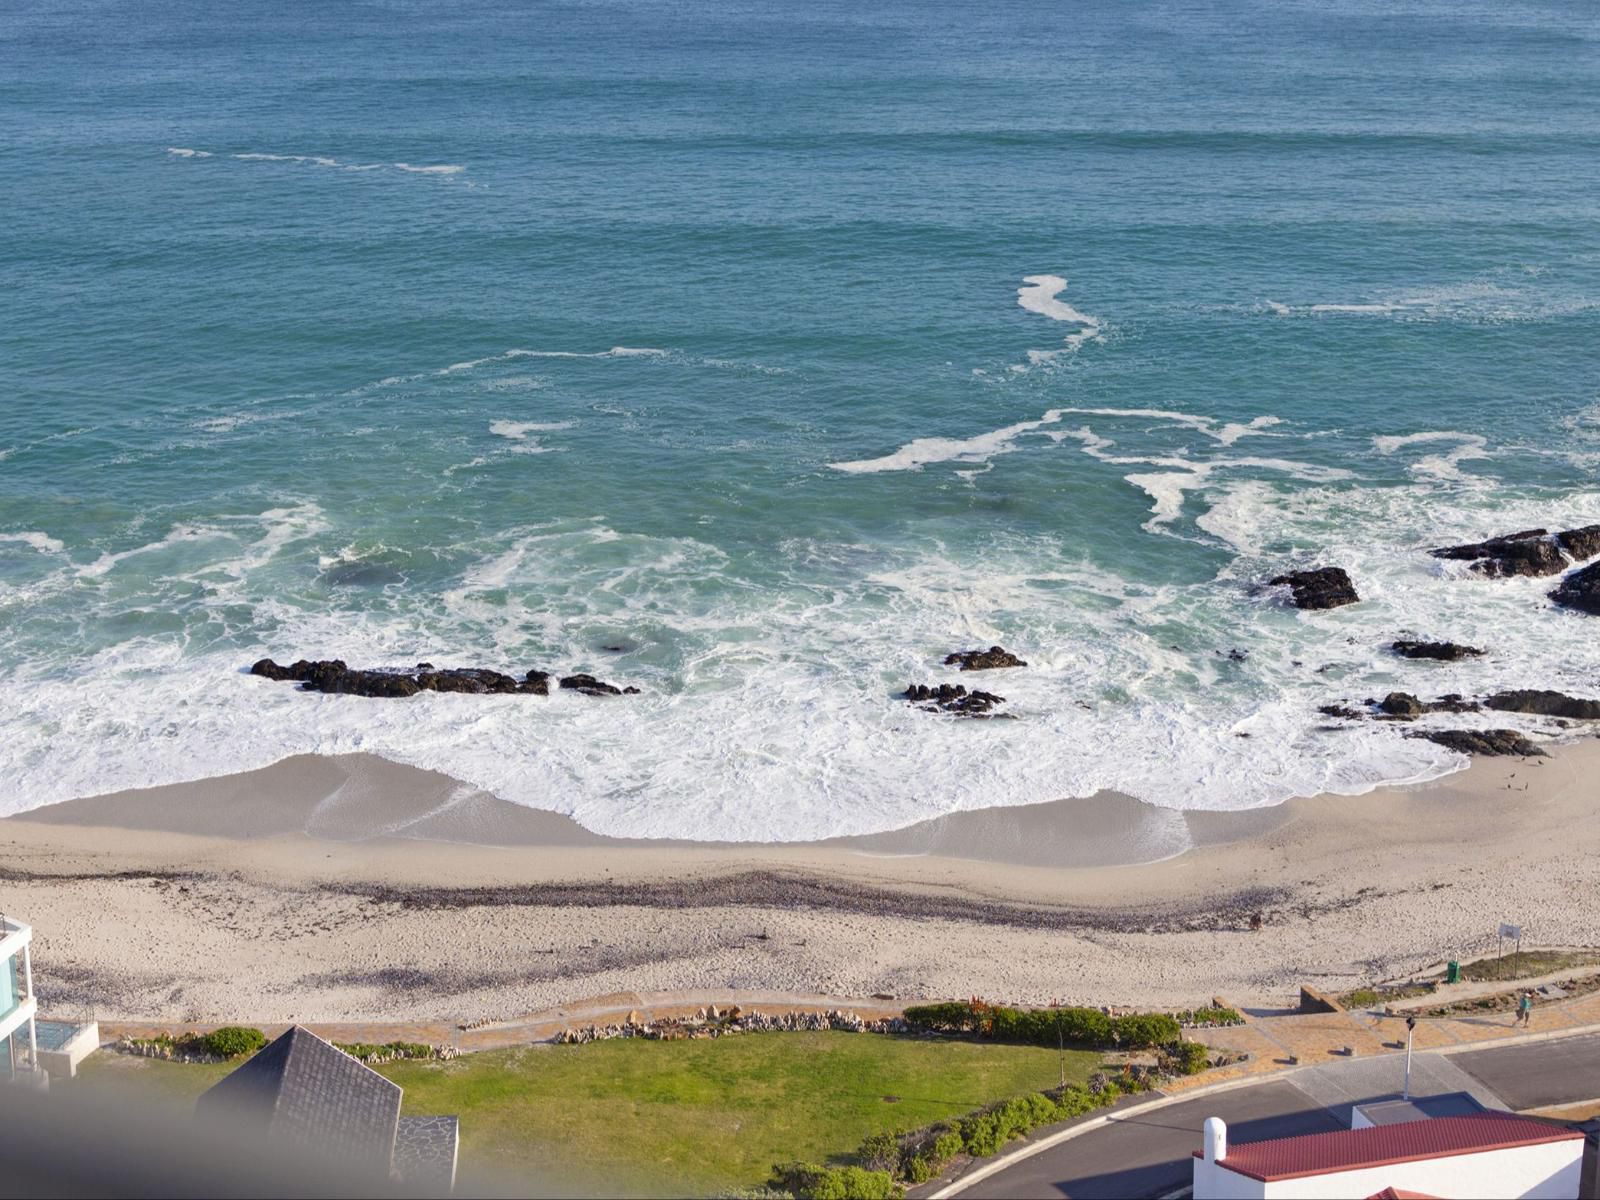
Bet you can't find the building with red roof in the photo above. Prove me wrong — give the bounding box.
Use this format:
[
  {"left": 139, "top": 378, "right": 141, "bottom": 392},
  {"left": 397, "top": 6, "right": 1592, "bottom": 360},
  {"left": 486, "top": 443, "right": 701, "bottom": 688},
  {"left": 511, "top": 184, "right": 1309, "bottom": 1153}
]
[{"left": 1193, "top": 1110, "right": 1581, "bottom": 1199}]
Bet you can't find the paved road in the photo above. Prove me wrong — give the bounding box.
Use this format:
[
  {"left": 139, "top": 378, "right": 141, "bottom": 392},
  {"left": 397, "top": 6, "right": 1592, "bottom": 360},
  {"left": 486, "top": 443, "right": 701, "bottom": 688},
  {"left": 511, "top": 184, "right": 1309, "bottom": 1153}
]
[
  {"left": 956, "top": 1036, "right": 1600, "bottom": 1199},
  {"left": 957, "top": 1081, "right": 1342, "bottom": 1200},
  {"left": 1449, "top": 1032, "right": 1600, "bottom": 1110}
]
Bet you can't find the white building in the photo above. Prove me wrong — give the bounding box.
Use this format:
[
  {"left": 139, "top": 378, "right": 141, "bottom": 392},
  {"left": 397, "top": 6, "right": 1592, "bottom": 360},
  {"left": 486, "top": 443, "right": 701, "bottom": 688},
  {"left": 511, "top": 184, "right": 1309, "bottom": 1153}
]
[
  {"left": 1193, "top": 1111, "right": 1583, "bottom": 1199},
  {"left": 0, "top": 914, "right": 41, "bottom": 1086}
]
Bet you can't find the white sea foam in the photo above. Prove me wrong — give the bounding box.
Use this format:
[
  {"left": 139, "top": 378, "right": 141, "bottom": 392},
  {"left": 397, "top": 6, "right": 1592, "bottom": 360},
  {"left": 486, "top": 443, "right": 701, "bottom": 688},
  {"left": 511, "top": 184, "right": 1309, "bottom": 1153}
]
[
  {"left": 828, "top": 410, "right": 1064, "bottom": 473},
  {"left": 174, "top": 148, "right": 468, "bottom": 179},
  {"left": 1016, "top": 274, "right": 1103, "bottom": 364},
  {"left": 393, "top": 163, "right": 464, "bottom": 174},
  {"left": 1373, "top": 431, "right": 1490, "bottom": 481},
  {"left": 488, "top": 420, "right": 574, "bottom": 454},
  {"left": 165, "top": 147, "right": 213, "bottom": 158},
  {"left": 0, "top": 532, "right": 66, "bottom": 555}
]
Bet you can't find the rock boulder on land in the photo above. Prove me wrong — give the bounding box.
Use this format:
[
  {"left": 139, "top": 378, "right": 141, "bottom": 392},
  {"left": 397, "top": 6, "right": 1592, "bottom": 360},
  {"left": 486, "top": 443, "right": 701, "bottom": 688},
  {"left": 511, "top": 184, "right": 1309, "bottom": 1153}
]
[{"left": 1269, "top": 567, "right": 1360, "bottom": 610}]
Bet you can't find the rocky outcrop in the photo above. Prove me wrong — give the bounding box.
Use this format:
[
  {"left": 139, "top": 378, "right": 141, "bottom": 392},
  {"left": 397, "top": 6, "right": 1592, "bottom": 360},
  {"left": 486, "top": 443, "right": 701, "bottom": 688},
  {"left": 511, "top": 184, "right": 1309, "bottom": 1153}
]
[
  {"left": 250, "top": 659, "right": 555, "bottom": 698},
  {"left": 1318, "top": 704, "right": 1364, "bottom": 720},
  {"left": 1269, "top": 568, "right": 1359, "bottom": 610},
  {"left": 1551, "top": 561, "right": 1600, "bottom": 616},
  {"left": 903, "top": 682, "right": 1007, "bottom": 716},
  {"left": 1411, "top": 729, "right": 1546, "bottom": 757},
  {"left": 1377, "top": 692, "right": 1423, "bottom": 719},
  {"left": 559, "top": 673, "right": 640, "bottom": 696},
  {"left": 1484, "top": 690, "right": 1600, "bottom": 720},
  {"left": 1370, "top": 692, "right": 1480, "bottom": 720},
  {"left": 944, "top": 646, "right": 1028, "bottom": 671},
  {"left": 1391, "top": 640, "right": 1484, "bottom": 661},
  {"left": 1431, "top": 524, "right": 1600, "bottom": 578}
]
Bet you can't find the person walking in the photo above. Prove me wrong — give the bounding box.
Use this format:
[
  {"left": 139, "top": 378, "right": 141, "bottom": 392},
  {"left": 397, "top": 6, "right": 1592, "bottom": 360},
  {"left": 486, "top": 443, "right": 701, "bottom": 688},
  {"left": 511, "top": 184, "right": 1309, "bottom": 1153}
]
[{"left": 1517, "top": 991, "right": 1533, "bottom": 1028}]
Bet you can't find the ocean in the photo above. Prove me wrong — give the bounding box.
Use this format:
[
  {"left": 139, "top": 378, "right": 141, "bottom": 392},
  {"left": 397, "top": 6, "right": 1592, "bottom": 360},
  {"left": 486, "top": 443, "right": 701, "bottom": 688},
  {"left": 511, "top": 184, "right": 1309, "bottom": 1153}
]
[{"left": 3, "top": 0, "right": 1598, "bottom": 839}]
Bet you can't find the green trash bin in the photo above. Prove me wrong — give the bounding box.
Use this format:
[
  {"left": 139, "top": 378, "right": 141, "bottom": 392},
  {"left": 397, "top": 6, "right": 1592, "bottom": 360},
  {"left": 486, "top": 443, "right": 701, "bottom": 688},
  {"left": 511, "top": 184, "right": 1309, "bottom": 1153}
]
[{"left": 1446, "top": 960, "right": 1462, "bottom": 984}]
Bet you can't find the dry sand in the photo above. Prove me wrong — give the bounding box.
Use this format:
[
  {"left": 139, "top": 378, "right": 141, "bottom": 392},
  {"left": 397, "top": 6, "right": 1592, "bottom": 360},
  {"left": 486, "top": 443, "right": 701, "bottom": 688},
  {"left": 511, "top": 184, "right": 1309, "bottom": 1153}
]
[{"left": 3, "top": 741, "right": 1596, "bottom": 1023}]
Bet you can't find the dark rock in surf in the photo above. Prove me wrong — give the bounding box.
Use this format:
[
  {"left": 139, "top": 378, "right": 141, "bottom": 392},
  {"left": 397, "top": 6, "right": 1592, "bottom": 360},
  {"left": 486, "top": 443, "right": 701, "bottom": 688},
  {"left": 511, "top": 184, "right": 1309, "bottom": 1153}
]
[
  {"left": 249, "top": 657, "right": 552, "bottom": 699},
  {"left": 559, "top": 673, "right": 640, "bottom": 697},
  {"left": 943, "top": 646, "right": 1028, "bottom": 671},
  {"left": 1410, "top": 729, "right": 1546, "bottom": 757},
  {"left": 1269, "top": 568, "right": 1360, "bottom": 610},
  {"left": 1430, "top": 524, "right": 1600, "bottom": 579},
  {"left": 1484, "top": 690, "right": 1600, "bottom": 720},
  {"left": 1318, "top": 704, "right": 1364, "bottom": 720},
  {"left": 1551, "top": 561, "right": 1600, "bottom": 616},
  {"left": 903, "top": 682, "right": 1008, "bottom": 716},
  {"left": 1391, "top": 640, "right": 1484, "bottom": 662},
  {"left": 1377, "top": 692, "right": 1424, "bottom": 720}
]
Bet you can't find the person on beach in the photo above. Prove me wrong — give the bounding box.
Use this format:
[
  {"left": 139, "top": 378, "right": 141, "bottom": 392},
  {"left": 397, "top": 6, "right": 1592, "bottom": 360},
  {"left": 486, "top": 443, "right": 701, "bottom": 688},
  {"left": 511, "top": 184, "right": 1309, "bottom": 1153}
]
[{"left": 1517, "top": 992, "right": 1533, "bottom": 1027}]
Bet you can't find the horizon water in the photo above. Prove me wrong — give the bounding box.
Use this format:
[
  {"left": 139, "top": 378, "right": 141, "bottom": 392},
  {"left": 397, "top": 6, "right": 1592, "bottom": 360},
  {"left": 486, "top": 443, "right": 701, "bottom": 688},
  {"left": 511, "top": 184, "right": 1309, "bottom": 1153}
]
[{"left": 3, "top": 0, "right": 1599, "bottom": 840}]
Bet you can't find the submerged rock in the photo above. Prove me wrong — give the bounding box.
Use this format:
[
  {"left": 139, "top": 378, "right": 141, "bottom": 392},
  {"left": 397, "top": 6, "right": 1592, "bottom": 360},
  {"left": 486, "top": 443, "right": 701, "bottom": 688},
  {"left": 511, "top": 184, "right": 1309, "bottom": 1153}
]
[
  {"left": 1430, "top": 524, "right": 1600, "bottom": 579},
  {"left": 249, "top": 658, "right": 552, "bottom": 698},
  {"left": 903, "top": 682, "right": 1007, "bottom": 716},
  {"left": 559, "top": 673, "right": 640, "bottom": 696},
  {"left": 1551, "top": 561, "right": 1600, "bottom": 616},
  {"left": 1318, "top": 704, "right": 1364, "bottom": 720},
  {"left": 1484, "top": 690, "right": 1600, "bottom": 720},
  {"left": 1411, "top": 729, "right": 1546, "bottom": 757},
  {"left": 1391, "top": 640, "right": 1484, "bottom": 661},
  {"left": 943, "top": 645, "right": 1028, "bottom": 671},
  {"left": 1269, "top": 567, "right": 1360, "bottom": 610}
]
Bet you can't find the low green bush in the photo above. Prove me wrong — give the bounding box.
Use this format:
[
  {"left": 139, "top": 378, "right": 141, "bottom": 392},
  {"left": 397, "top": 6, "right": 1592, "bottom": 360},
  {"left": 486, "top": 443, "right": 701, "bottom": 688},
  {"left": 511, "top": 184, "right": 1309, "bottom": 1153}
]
[
  {"left": 902, "top": 1002, "right": 1175, "bottom": 1049},
  {"left": 198, "top": 1026, "right": 267, "bottom": 1059},
  {"left": 334, "top": 1040, "right": 435, "bottom": 1062},
  {"left": 1158, "top": 1040, "right": 1211, "bottom": 1076},
  {"left": 769, "top": 1162, "right": 900, "bottom": 1200},
  {"left": 1174, "top": 1006, "right": 1244, "bottom": 1027}
]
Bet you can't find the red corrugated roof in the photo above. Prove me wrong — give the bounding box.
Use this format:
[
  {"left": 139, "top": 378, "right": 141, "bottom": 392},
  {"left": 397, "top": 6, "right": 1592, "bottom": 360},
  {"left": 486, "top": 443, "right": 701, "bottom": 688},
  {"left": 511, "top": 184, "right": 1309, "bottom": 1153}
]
[
  {"left": 1365, "top": 1188, "right": 1438, "bottom": 1200},
  {"left": 1209, "top": 1113, "right": 1581, "bottom": 1182}
]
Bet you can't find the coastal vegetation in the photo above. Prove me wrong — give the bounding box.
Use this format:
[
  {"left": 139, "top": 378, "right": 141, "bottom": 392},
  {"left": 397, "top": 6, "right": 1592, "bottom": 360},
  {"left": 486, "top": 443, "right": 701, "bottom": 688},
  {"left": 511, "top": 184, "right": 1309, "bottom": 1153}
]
[
  {"left": 900, "top": 1000, "right": 1184, "bottom": 1048},
  {"left": 78, "top": 1030, "right": 1102, "bottom": 1196}
]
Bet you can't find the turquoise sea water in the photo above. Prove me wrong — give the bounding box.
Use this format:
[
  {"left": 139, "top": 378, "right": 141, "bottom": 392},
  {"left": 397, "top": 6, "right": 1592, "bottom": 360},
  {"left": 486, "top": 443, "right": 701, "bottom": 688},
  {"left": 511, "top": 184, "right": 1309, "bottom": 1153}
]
[{"left": 3, "top": 0, "right": 1598, "bottom": 838}]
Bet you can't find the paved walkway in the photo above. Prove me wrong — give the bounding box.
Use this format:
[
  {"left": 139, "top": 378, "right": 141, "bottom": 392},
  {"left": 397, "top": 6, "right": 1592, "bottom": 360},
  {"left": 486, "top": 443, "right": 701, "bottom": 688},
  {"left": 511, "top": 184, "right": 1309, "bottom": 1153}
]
[{"left": 1167, "top": 978, "right": 1600, "bottom": 1094}]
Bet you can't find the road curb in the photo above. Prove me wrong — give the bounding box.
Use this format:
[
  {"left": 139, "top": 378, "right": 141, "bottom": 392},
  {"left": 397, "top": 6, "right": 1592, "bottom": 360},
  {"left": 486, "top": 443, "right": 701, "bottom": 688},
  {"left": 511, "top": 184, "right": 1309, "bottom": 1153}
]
[{"left": 933, "top": 1023, "right": 1600, "bottom": 1197}]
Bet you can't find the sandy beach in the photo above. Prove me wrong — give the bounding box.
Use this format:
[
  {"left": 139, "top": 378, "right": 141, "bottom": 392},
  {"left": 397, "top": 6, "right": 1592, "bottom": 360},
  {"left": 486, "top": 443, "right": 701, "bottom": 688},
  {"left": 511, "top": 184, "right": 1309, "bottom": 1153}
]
[{"left": 3, "top": 741, "right": 1596, "bottom": 1024}]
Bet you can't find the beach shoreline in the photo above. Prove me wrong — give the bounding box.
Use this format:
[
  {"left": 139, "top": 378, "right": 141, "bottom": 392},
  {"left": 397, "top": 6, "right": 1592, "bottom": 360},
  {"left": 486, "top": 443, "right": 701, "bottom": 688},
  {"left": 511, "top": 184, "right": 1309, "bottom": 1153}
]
[{"left": 4, "top": 741, "right": 1596, "bottom": 1023}]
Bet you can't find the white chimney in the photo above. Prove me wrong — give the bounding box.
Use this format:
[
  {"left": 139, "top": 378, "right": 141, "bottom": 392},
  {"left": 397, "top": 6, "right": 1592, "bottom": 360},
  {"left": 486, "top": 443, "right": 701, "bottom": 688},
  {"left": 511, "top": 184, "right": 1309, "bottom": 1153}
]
[{"left": 1203, "top": 1117, "right": 1228, "bottom": 1162}]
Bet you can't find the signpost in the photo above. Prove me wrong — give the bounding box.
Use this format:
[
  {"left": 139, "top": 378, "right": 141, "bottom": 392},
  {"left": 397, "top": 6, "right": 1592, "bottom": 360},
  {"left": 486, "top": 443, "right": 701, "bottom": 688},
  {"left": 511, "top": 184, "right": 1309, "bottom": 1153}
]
[
  {"left": 1403, "top": 1015, "right": 1416, "bottom": 1100},
  {"left": 1498, "top": 923, "right": 1523, "bottom": 961}
]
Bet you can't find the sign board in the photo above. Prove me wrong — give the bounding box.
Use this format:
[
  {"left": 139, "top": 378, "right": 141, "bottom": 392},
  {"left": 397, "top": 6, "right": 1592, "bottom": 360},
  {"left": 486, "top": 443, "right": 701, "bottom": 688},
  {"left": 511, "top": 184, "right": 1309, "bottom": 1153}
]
[{"left": 1499, "top": 923, "right": 1523, "bottom": 940}]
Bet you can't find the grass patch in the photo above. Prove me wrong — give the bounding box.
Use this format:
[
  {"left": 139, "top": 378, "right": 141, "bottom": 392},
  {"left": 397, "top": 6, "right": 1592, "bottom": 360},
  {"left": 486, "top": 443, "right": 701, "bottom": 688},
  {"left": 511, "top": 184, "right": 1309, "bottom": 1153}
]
[
  {"left": 74, "top": 1032, "right": 1099, "bottom": 1197},
  {"left": 1460, "top": 951, "right": 1600, "bottom": 983}
]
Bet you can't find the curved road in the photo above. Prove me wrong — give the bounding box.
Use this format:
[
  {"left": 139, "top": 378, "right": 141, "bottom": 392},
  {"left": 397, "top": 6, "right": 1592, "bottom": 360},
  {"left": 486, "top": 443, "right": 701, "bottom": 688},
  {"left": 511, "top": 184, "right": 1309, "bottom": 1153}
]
[{"left": 952, "top": 1033, "right": 1600, "bottom": 1199}]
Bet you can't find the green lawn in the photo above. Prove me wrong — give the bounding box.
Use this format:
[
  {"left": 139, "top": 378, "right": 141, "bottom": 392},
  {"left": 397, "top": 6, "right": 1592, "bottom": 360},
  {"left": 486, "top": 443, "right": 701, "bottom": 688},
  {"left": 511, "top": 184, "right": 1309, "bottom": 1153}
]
[{"left": 75, "top": 1032, "right": 1099, "bottom": 1196}]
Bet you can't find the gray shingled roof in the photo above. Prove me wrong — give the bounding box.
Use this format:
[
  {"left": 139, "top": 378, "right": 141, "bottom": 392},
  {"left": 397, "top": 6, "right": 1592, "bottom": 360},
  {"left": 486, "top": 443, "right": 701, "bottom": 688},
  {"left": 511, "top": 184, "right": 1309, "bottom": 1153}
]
[
  {"left": 395, "top": 1115, "right": 460, "bottom": 1192},
  {"left": 195, "top": 1026, "right": 402, "bottom": 1175}
]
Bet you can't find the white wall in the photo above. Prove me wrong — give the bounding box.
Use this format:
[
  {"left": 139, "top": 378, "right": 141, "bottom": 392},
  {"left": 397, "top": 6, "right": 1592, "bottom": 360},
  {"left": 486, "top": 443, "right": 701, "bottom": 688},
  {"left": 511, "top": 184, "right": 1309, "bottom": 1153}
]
[{"left": 1194, "top": 1141, "right": 1582, "bottom": 1200}]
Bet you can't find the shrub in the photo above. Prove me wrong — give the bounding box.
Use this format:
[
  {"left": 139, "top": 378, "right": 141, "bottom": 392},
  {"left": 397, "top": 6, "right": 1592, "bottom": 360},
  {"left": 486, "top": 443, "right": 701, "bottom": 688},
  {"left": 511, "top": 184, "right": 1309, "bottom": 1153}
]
[
  {"left": 1109, "top": 1013, "right": 1181, "bottom": 1048},
  {"left": 856, "top": 1131, "right": 899, "bottom": 1174},
  {"left": 1175, "top": 1006, "right": 1244, "bottom": 1027},
  {"left": 199, "top": 1026, "right": 267, "bottom": 1059},
  {"left": 334, "top": 1040, "right": 435, "bottom": 1062},
  {"left": 769, "top": 1162, "right": 900, "bottom": 1200},
  {"left": 1158, "top": 1040, "right": 1211, "bottom": 1076}
]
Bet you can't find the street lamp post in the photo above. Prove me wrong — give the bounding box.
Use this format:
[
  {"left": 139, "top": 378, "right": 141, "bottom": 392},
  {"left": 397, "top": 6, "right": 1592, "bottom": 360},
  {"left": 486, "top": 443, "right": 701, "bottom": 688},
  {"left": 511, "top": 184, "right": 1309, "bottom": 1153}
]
[
  {"left": 1403, "top": 1015, "right": 1416, "bottom": 1101},
  {"left": 1055, "top": 1003, "right": 1066, "bottom": 1089}
]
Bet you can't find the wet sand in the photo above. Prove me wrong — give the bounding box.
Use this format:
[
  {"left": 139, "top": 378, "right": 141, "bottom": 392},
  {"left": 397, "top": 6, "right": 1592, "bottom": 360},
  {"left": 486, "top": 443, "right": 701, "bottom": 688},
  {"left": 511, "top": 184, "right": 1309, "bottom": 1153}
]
[{"left": 3, "top": 741, "right": 1596, "bottom": 1022}]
